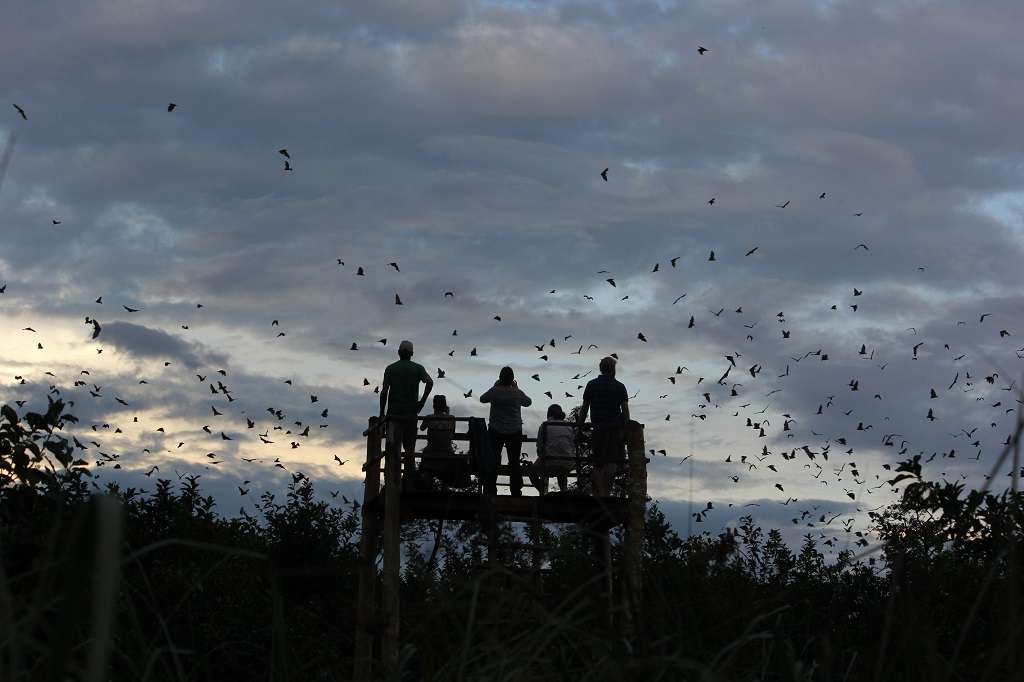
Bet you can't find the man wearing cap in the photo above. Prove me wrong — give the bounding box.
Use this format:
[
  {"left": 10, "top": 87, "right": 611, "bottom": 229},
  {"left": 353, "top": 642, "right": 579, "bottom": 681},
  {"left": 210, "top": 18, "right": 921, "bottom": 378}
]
[
  {"left": 380, "top": 340, "right": 433, "bottom": 479},
  {"left": 577, "top": 356, "right": 630, "bottom": 496}
]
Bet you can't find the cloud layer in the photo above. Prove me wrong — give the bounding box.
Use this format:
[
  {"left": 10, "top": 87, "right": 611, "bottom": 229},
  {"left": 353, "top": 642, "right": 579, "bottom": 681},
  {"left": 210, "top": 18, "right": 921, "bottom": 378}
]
[{"left": 3, "top": 0, "right": 1024, "bottom": 549}]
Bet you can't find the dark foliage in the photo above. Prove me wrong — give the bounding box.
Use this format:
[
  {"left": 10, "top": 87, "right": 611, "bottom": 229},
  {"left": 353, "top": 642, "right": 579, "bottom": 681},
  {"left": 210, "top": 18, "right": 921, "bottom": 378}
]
[{"left": 1, "top": 399, "right": 1023, "bottom": 680}]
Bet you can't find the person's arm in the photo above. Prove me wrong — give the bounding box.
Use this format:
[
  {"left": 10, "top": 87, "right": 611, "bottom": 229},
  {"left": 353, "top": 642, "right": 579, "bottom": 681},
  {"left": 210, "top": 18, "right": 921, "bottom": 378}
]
[
  {"left": 577, "top": 401, "right": 590, "bottom": 427},
  {"left": 418, "top": 374, "right": 434, "bottom": 414},
  {"left": 518, "top": 387, "right": 532, "bottom": 407},
  {"left": 536, "top": 424, "right": 547, "bottom": 459},
  {"left": 578, "top": 381, "right": 593, "bottom": 427},
  {"left": 479, "top": 386, "right": 494, "bottom": 403},
  {"left": 621, "top": 399, "right": 630, "bottom": 423},
  {"left": 379, "top": 375, "right": 390, "bottom": 419}
]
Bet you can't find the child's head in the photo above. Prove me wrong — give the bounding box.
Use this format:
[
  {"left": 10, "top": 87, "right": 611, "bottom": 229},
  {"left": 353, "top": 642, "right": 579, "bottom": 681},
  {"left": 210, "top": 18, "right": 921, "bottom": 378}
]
[
  {"left": 547, "top": 404, "right": 566, "bottom": 421},
  {"left": 433, "top": 395, "right": 448, "bottom": 413}
]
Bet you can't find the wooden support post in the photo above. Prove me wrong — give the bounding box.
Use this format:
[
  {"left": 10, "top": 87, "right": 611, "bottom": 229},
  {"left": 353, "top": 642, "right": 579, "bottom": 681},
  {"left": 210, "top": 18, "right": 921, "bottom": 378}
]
[
  {"left": 483, "top": 494, "right": 498, "bottom": 569},
  {"left": 621, "top": 420, "right": 647, "bottom": 647},
  {"left": 600, "top": 527, "right": 613, "bottom": 628},
  {"left": 575, "top": 446, "right": 585, "bottom": 491},
  {"left": 381, "top": 418, "right": 403, "bottom": 677},
  {"left": 529, "top": 517, "right": 543, "bottom": 575},
  {"left": 354, "top": 418, "right": 382, "bottom": 681}
]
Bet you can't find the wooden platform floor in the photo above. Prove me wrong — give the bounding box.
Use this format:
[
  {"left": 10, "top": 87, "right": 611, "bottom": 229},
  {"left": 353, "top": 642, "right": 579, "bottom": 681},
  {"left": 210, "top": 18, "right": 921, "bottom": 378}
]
[{"left": 366, "top": 489, "right": 630, "bottom": 528}]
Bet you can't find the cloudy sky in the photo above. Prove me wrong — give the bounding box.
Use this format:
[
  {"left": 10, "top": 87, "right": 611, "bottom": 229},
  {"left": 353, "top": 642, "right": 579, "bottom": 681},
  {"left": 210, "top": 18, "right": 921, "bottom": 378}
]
[{"left": 3, "top": 0, "right": 1024, "bottom": 549}]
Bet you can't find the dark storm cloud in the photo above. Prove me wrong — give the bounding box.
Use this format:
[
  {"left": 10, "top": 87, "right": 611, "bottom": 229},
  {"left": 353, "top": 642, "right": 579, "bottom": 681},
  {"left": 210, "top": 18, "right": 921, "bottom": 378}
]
[{"left": 100, "top": 322, "right": 224, "bottom": 369}]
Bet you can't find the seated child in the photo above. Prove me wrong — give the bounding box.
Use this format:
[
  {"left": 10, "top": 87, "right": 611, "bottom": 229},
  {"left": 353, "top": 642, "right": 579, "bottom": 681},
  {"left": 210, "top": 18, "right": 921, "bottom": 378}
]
[
  {"left": 421, "top": 395, "right": 456, "bottom": 457},
  {"left": 419, "top": 395, "right": 468, "bottom": 487},
  {"left": 531, "top": 404, "right": 576, "bottom": 494}
]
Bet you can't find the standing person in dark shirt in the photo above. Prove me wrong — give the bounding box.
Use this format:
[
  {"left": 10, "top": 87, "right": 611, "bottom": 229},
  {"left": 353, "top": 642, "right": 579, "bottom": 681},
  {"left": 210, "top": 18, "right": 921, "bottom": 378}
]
[
  {"left": 577, "top": 356, "right": 630, "bottom": 496},
  {"left": 480, "top": 366, "right": 532, "bottom": 496},
  {"left": 380, "top": 340, "right": 433, "bottom": 479}
]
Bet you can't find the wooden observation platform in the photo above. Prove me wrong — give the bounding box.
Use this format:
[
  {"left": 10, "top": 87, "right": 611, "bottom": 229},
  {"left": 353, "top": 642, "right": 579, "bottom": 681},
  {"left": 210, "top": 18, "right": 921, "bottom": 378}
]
[{"left": 352, "top": 415, "right": 648, "bottom": 680}]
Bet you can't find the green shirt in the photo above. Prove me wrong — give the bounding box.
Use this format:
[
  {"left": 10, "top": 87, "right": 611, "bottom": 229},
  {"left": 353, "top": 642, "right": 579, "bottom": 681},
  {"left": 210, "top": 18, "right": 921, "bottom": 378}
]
[{"left": 383, "top": 359, "right": 430, "bottom": 417}]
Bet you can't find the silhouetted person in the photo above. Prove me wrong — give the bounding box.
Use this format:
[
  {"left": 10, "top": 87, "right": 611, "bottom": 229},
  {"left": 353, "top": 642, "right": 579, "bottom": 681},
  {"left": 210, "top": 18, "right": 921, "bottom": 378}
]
[
  {"left": 531, "top": 403, "right": 576, "bottom": 494},
  {"left": 480, "top": 366, "right": 531, "bottom": 496},
  {"left": 379, "top": 340, "right": 433, "bottom": 480},
  {"left": 420, "top": 394, "right": 469, "bottom": 487},
  {"left": 577, "top": 356, "right": 629, "bottom": 496},
  {"left": 421, "top": 394, "right": 455, "bottom": 456}
]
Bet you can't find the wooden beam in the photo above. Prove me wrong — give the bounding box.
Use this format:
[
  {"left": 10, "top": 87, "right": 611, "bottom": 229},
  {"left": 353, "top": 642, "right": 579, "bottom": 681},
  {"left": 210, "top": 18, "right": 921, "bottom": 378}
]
[
  {"left": 414, "top": 433, "right": 537, "bottom": 443},
  {"left": 621, "top": 421, "right": 647, "bottom": 647},
  {"left": 364, "top": 415, "right": 537, "bottom": 442},
  {"left": 529, "top": 517, "right": 543, "bottom": 574},
  {"left": 353, "top": 418, "right": 382, "bottom": 681},
  {"left": 365, "top": 490, "right": 629, "bottom": 526},
  {"left": 484, "top": 494, "right": 498, "bottom": 569},
  {"left": 381, "top": 423, "right": 402, "bottom": 676},
  {"left": 598, "top": 526, "right": 613, "bottom": 627}
]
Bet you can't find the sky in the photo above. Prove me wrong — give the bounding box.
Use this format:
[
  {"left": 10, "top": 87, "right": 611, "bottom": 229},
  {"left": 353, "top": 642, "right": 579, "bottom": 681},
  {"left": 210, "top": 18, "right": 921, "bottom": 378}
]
[{"left": 2, "top": 0, "right": 1024, "bottom": 552}]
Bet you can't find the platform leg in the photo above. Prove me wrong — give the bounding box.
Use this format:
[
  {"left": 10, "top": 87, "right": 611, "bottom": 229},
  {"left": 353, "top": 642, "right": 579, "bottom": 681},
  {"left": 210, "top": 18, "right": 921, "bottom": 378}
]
[
  {"left": 381, "top": 424, "right": 402, "bottom": 676},
  {"left": 622, "top": 421, "right": 647, "bottom": 648},
  {"left": 354, "top": 418, "right": 382, "bottom": 681}
]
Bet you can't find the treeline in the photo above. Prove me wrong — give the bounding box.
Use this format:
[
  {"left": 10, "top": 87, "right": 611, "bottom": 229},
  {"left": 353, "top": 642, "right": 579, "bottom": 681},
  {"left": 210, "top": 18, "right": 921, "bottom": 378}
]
[{"left": 2, "top": 397, "right": 1023, "bottom": 680}]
